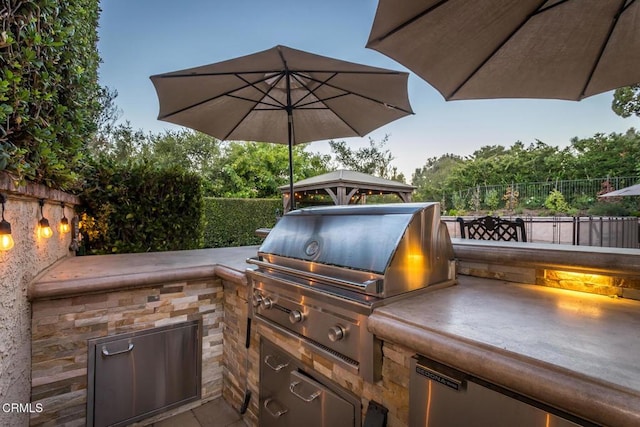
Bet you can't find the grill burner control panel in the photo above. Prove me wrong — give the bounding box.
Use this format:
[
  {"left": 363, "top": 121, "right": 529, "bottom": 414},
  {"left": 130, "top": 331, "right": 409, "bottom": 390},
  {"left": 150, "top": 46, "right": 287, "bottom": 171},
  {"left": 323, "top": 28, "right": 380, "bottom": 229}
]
[
  {"left": 253, "top": 290, "right": 347, "bottom": 343},
  {"left": 252, "top": 284, "right": 360, "bottom": 362}
]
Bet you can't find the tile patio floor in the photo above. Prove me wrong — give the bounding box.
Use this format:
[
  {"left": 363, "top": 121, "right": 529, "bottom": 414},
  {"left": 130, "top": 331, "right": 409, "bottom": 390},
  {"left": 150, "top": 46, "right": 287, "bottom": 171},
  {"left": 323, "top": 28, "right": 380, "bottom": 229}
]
[{"left": 152, "top": 398, "right": 246, "bottom": 427}]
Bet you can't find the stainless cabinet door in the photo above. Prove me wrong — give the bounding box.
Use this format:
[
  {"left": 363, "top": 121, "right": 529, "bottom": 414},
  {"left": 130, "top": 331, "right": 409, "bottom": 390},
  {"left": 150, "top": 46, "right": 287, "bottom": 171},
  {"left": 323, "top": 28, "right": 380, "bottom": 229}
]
[{"left": 92, "top": 322, "right": 200, "bottom": 427}]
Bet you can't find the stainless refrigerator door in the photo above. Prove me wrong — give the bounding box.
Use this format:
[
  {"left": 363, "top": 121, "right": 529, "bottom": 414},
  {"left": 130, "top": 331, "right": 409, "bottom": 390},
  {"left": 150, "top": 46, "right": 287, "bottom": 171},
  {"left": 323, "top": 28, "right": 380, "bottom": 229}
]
[{"left": 410, "top": 356, "right": 585, "bottom": 427}]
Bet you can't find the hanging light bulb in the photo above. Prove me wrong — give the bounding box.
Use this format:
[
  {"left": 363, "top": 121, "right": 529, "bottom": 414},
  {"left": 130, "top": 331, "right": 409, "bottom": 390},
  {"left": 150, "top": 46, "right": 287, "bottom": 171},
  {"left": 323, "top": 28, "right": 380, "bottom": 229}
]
[
  {"left": 39, "top": 199, "right": 53, "bottom": 239},
  {"left": 59, "top": 202, "right": 70, "bottom": 234},
  {"left": 0, "top": 194, "right": 14, "bottom": 251}
]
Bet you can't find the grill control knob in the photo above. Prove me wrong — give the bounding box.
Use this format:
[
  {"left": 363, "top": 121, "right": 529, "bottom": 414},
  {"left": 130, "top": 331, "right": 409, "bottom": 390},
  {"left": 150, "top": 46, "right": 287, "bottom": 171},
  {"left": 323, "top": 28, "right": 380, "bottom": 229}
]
[
  {"left": 289, "top": 310, "right": 304, "bottom": 324},
  {"left": 328, "top": 325, "right": 346, "bottom": 342},
  {"left": 252, "top": 294, "right": 263, "bottom": 308},
  {"left": 261, "top": 297, "right": 274, "bottom": 310}
]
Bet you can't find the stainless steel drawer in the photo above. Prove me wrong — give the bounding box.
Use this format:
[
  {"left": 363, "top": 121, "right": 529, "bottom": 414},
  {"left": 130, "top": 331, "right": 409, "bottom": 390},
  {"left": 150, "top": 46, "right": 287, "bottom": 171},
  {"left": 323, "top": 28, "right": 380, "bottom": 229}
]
[{"left": 259, "top": 339, "right": 360, "bottom": 427}]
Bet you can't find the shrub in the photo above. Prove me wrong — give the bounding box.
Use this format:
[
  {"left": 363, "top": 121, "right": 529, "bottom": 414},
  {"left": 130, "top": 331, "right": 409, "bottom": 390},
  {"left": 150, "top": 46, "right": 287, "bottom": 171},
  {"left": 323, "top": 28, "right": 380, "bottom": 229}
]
[
  {"left": 452, "top": 192, "right": 467, "bottom": 213},
  {"left": 502, "top": 186, "right": 519, "bottom": 211},
  {"left": 523, "top": 196, "right": 544, "bottom": 209},
  {"left": 484, "top": 189, "right": 500, "bottom": 211},
  {"left": 544, "top": 189, "right": 571, "bottom": 214},
  {"left": 587, "top": 202, "right": 632, "bottom": 217},
  {"left": 470, "top": 186, "right": 481, "bottom": 212},
  {"left": 78, "top": 156, "right": 204, "bottom": 254},
  {"left": 572, "top": 194, "right": 596, "bottom": 210},
  {"left": 203, "top": 198, "right": 281, "bottom": 248}
]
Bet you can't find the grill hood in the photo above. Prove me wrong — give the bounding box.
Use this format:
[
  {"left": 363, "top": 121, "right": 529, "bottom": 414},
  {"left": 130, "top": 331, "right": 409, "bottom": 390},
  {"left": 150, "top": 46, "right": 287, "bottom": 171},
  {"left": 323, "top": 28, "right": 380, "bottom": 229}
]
[{"left": 256, "top": 203, "right": 455, "bottom": 297}]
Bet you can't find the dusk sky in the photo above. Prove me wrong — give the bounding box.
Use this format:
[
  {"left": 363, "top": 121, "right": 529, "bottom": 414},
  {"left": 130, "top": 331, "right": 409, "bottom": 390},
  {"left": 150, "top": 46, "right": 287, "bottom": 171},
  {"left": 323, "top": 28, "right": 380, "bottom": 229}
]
[{"left": 97, "top": 0, "right": 637, "bottom": 178}]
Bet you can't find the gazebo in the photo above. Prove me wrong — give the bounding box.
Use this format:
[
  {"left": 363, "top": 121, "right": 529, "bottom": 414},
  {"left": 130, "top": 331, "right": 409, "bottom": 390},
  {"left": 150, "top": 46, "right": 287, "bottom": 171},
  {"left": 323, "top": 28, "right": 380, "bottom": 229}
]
[{"left": 279, "top": 169, "right": 416, "bottom": 212}]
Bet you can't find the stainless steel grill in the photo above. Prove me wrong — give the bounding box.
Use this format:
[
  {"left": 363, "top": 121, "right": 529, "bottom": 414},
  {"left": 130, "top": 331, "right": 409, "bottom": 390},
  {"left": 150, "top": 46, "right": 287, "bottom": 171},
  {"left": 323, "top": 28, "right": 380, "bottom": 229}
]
[{"left": 248, "top": 202, "right": 456, "bottom": 382}]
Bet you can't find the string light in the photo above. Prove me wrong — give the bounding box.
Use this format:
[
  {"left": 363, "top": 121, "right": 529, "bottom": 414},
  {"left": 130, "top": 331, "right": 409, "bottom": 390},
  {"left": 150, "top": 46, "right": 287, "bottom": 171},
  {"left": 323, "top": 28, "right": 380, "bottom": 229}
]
[
  {"left": 38, "top": 199, "right": 52, "bottom": 239},
  {"left": 59, "top": 202, "right": 70, "bottom": 234},
  {"left": 0, "top": 194, "right": 14, "bottom": 251}
]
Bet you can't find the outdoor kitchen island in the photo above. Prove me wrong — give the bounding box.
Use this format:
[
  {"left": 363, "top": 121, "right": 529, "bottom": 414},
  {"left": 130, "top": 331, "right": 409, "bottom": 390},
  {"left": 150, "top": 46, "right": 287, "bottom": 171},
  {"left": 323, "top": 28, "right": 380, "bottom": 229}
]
[
  {"left": 369, "top": 275, "right": 640, "bottom": 427},
  {"left": 27, "top": 242, "right": 640, "bottom": 427}
]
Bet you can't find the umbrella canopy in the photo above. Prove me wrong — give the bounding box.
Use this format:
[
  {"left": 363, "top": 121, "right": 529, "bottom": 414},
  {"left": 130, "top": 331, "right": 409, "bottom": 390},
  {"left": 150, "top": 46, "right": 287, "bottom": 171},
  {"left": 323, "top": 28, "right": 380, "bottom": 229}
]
[
  {"left": 600, "top": 183, "right": 640, "bottom": 197},
  {"left": 150, "top": 45, "right": 413, "bottom": 209},
  {"left": 366, "top": 0, "right": 640, "bottom": 101}
]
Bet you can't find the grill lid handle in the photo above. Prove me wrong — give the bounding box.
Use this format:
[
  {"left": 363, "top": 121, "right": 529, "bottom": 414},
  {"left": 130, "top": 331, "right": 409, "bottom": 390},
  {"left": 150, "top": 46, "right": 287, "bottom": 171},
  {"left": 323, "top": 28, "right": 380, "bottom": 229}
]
[{"left": 247, "top": 257, "right": 383, "bottom": 293}]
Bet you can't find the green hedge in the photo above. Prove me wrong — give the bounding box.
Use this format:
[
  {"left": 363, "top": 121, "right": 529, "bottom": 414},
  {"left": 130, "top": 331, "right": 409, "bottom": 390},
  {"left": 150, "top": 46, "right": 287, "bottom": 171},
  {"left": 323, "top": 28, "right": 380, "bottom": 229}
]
[
  {"left": 203, "top": 198, "right": 281, "bottom": 248},
  {"left": 1, "top": 0, "right": 102, "bottom": 189},
  {"left": 79, "top": 157, "right": 204, "bottom": 254}
]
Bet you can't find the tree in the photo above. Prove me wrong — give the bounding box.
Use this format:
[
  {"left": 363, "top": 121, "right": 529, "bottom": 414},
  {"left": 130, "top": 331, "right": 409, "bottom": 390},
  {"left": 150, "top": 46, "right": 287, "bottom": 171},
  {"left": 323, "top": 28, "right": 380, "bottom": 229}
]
[
  {"left": 146, "top": 130, "right": 225, "bottom": 195},
  {"left": 218, "top": 142, "right": 331, "bottom": 198},
  {"left": 411, "top": 154, "right": 463, "bottom": 202},
  {"left": 569, "top": 129, "right": 640, "bottom": 178},
  {"left": 87, "top": 121, "right": 147, "bottom": 163},
  {"left": 329, "top": 135, "right": 404, "bottom": 181},
  {"left": 470, "top": 145, "right": 508, "bottom": 159},
  {"left": 612, "top": 85, "right": 640, "bottom": 118}
]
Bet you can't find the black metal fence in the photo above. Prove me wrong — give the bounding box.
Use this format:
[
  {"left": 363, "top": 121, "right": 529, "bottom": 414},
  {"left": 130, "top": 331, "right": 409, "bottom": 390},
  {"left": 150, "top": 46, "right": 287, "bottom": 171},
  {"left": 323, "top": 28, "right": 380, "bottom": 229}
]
[
  {"left": 451, "top": 176, "right": 639, "bottom": 210},
  {"left": 445, "top": 215, "right": 639, "bottom": 248}
]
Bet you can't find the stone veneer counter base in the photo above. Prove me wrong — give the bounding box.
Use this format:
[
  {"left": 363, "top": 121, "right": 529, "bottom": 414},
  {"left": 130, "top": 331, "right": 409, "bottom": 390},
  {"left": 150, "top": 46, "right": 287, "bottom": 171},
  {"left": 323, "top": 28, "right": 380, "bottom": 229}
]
[
  {"left": 368, "top": 275, "right": 640, "bottom": 427},
  {"left": 29, "top": 246, "right": 259, "bottom": 426}
]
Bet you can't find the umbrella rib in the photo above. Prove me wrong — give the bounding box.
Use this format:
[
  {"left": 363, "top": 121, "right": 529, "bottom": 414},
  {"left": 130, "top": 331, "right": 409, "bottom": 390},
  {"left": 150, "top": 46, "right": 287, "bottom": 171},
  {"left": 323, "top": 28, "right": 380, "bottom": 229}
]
[
  {"left": 226, "top": 93, "right": 284, "bottom": 110},
  {"left": 289, "top": 71, "right": 339, "bottom": 109},
  {"left": 157, "top": 72, "right": 285, "bottom": 120},
  {"left": 448, "top": 0, "right": 549, "bottom": 99},
  {"left": 297, "top": 73, "right": 414, "bottom": 114},
  {"left": 234, "top": 72, "right": 287, "bottom": 108},
  {"left": 221, "top": 74, "right": 289, "bottom": 140},
  {"left": 367, "top": 0, "right": 449, "bottom": 45},
  {"left": 156, "top": 70, "right": 283, "bottom": 78},
  {"left": 579, "top": 0, "right": 634, "bottom": 99},
  {"left": 287, "top": 69, "right": 407, "bottom": 75},
  {"left": 281, "top": 68, "right": 363, "bottom": 136},
  {"left": 296, "top": 93, "right": 349, "bottom": 108}
]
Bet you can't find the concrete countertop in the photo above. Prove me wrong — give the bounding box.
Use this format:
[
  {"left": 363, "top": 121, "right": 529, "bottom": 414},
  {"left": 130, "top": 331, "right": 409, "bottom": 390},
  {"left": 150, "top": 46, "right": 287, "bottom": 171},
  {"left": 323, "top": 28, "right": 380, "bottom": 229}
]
[
  {"left": 369, "top": 275, "right": 640, "bottom": 426},
  {"left": 29, "top": 246, "right": 259, "bottom": 300}
]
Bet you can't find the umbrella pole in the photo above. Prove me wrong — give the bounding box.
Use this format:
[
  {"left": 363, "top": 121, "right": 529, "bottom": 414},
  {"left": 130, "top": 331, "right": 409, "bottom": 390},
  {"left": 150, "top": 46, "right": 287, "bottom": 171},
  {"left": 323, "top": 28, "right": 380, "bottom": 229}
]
[
  {"left": 285, "top": 66, "right": 295, "bottom": 211},
  {"left": 287, "top": 111, "right": 295, "bottom": 211}
]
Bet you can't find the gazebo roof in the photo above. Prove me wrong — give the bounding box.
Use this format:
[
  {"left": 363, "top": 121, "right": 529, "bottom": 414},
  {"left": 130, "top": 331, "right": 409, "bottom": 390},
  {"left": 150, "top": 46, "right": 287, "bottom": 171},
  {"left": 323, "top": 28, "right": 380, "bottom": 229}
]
[
  {"left": 278, "top": 169, "right": 415, "bottom": 192},
  {"left": 278, "top": 170, "right": 415, "bottom": 212}
]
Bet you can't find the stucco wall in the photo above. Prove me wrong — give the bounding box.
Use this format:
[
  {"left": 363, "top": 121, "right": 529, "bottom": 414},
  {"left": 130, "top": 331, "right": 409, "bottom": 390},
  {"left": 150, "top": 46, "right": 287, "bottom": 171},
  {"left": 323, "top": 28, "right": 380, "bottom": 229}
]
[{"left": 0, "top": 173, "right": 79, "bottom": 427}]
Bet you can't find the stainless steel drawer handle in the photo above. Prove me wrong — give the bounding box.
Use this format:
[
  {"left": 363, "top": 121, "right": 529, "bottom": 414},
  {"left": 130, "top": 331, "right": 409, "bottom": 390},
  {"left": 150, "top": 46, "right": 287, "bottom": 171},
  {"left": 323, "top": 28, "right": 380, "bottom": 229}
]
[
  {"left": 101, "top": 343, "right": 134, "bottom": 357},
  {"left": 289, "top": 381, "right": 321, "bottom": 402},
  {"left": 264, "top": 354, "right": 289, "bottom": 372},
  {"left": 263, "top": 398, "right": 288, "bottom": 418}
]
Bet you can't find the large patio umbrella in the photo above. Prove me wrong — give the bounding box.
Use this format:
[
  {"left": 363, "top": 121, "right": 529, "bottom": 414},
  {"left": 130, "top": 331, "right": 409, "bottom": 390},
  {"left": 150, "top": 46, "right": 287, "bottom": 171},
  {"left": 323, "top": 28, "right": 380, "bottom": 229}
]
[
  {"left": 150, "top": 45, "right": 413, "bottom": 210},
  {"left": 366, "top": 0, "right": 640, "bottom": 101}
]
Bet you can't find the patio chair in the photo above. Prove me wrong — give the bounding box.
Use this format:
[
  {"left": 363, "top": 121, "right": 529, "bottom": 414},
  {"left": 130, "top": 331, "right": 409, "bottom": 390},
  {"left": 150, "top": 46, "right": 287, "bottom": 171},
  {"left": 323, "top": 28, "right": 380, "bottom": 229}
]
[{"left": 457, "top": 215, "right": 527, "bottom": 242}]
